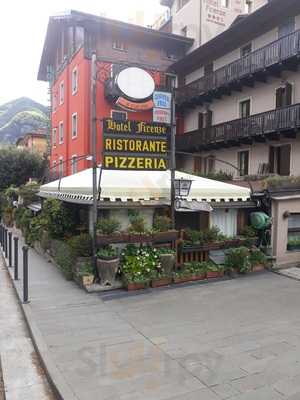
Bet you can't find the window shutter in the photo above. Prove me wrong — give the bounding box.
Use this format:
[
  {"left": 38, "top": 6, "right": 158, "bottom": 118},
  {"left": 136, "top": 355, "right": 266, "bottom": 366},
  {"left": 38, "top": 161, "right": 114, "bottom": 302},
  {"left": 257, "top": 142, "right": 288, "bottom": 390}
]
[
  {"left": 285, "top": 83, "right": 293, "bottom": 106},
  {"left": 194, "top": 156, "right": 202, "bottom": 174},
  {"left": 276, "top": 87, "right": 284, "bottom": 108},
  {"left": 198, "top": 112, "right": 204, "bottom": 130},
  {"left": 279, "top": 144, "right": 291, "bottom": 176},
  {"left": 205, "top": 110, "right": 213, "bottom": 128}
]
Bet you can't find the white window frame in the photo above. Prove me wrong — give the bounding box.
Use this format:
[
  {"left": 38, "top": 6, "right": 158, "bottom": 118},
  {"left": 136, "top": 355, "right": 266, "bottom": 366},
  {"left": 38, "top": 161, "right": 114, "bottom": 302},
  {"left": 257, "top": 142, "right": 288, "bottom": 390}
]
[
  {"left": 221, "top": 0, "right": 230, "bottom": 8},
  {"left": 52, "top": 128, "right": 57, "bottom": 147},
  {"left": 238, "top": 97, "right": 252, "bottom": 119},
  {"left": 72, "top": 67, "right": 78, "bottom": 95},
  {"left": 112, "top": 39, "right": 126, "bottom": 52},
  {"left": 72, "top": 113, "right": 78, "bottom": 139},
  {"left": 59, "top": 121, "right": 64, "bottom": 144},
  {"left": 237, "top": 149, "right": 250, "bottom": 177},
  {"left": 59, "top": 81, "right": 64, "bottom": 105},
  {"left": 71, "top": 155, "right": 78, "bottom": 175}
]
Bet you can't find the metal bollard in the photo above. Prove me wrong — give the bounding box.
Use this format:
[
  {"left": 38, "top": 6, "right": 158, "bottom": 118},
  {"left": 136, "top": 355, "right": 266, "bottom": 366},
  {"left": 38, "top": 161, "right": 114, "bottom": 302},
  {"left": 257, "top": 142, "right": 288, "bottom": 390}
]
[
  {"left": 14, "top": 237, "right": 19, "bottom": 280},
  {"left": 0, "top": 225, "right": 3, "bottom": 247},
  {"left": 23, "top": 246, "right": 29, "bottom": 304},
  {"left": 4, "top": 229, "right": 8, "bottom": 258},
  {"left": 8, "top": 232, "right": 12, "bottom": 267}
]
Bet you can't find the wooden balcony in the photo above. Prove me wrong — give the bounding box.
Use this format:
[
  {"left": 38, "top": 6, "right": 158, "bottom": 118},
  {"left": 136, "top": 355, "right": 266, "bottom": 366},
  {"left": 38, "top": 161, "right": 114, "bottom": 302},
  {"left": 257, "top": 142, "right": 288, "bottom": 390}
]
[
  {"left": 176, "top": 103, "right": 300, "bottom": 151},
  {"left": 177, "top": 30, "right": 300, "bottom": 107}
]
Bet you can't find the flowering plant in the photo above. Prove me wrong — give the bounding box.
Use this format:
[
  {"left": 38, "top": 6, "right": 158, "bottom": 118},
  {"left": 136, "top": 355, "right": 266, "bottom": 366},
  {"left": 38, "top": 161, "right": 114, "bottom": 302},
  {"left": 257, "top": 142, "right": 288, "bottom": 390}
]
[{"left": 121, "top": 246, "right": 160, "bottom": 283}]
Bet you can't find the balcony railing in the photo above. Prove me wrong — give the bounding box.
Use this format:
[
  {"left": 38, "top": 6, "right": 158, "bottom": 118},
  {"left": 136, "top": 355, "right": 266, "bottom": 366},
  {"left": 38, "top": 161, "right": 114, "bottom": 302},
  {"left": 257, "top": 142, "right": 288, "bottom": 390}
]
[
  {"left": 177, "top": 29, "right": 300, "bottom": 105},
  {"left": 176, "top": 103, "right": 300, "bottom": 151}
]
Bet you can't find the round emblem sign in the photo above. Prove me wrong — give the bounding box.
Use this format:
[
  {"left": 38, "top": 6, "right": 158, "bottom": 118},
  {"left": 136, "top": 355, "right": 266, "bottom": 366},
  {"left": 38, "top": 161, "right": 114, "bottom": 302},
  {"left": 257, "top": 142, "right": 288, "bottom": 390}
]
[{"left": 116, "top": 67, "right": 155, "bottom": 101}]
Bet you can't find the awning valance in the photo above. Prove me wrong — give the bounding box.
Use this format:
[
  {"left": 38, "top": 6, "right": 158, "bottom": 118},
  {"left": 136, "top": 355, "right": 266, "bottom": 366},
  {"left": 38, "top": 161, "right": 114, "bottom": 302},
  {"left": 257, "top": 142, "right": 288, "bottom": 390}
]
[{"left": 39, "top": 168, "right": 251, "bottom": 206}]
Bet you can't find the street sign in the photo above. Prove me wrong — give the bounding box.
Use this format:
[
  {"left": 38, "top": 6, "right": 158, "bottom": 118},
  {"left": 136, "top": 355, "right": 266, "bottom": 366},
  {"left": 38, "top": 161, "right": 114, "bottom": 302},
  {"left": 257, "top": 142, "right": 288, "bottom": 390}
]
[
  {"left": 153, "top": 91, "right": 172, "bottom": 109},
  {"left": 153, "top": 108, "right": 171, "bottom": 124}
]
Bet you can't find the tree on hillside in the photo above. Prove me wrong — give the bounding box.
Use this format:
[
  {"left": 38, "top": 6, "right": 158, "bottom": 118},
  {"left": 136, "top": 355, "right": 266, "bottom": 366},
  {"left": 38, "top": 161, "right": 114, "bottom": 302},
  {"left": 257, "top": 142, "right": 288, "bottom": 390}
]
[{"left": 0, "top": 148, "right": 46, "bottom": 190}]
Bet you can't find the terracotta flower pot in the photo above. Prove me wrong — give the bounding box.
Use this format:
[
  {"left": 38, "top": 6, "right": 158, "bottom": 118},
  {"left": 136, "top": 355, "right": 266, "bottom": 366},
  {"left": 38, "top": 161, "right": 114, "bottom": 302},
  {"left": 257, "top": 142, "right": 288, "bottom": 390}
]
[
  {"left": 191, "top": 273, "right": 206, "bottom": 281},
  {"left": 173, "top": 275, "right": 193, "bottom": 284},
  {"left": 252, "top": 264, "right": 265, "bottom": 272},
  {"left": 151, "top": 277, "right": 172, "bottom": 288},
  {"left": 207, "top": 271, "right": 220, "bottom": 279},
  {"left": 127, "top": 281, "right": 147, "bottom": 291},
  {"left": 81, "top": 275, "right": 94, "bottom": 286},
  {"left": 97, "top": 257, "right": 119, "bottom": 286}
]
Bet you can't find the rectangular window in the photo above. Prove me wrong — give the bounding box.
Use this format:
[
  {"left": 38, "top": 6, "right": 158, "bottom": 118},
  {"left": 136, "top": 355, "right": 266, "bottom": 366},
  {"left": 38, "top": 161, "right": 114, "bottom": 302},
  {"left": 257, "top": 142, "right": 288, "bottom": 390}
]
[
  {"left": 111, "top": 110, "right": 127, "bottom": 121},
  {"left": 240, "top": 99, "right": 251, "bottom": 118},
  {"left": 194, "top": 157, "right": 203, "bottom": 174},
  {"left": 52, "top": 93, "right": 57, "bottom": 112},
  {"left": 59, "top": 158, "right": 64, "bottom": 178},
  {"left": 72, "top": 67, "right": 78, "bottom": 95},
  {"left": 52, "top": 128, "right": 57, "bottom": 146},
  {"left": 241, "top": 43, "right": 252, "bottom": 57},
  {"left": 245, "top": 0, "right": 252, "bottom": 13},
  {"left": 288, "top": 214, "right": 300, "bottom": 247},
  {"left": 71, "top": 155, "right": 77, "bottom": 175},
  {"left": 238, "top": 151, "right": 249, "bottom": 176},
  {"left": 112, "top": 39, "right": 126, "bottom": 51},
  {"left": 52, "top": 161, "right": 57, "bottom": 180},
  {"left": 276, "top": 83, "right": 292, "bottom": 108},
  {"left": 59, "top": 121, "right": 64, "bottom": 144},
  {"left": 221, "top": 0, "right": 230, "bottom": 8},
  {"left": 59, "top": 81, "right": 64, "bottom": 105},
  {"left": 269, "top": 145, "right": 291, "bottom": 176},
  {"left": 278, "top": 17, "right": 295, "bottom": 38},
  {"left": 72, "top": 113, "right": 78, "bottom": 138}
]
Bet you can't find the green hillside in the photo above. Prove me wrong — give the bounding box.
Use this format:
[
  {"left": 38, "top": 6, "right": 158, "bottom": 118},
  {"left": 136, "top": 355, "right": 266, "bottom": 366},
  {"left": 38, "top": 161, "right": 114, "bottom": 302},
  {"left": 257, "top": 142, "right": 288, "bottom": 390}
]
[{"left": 0, "top": 97, "right": 49, "bottom": 144}]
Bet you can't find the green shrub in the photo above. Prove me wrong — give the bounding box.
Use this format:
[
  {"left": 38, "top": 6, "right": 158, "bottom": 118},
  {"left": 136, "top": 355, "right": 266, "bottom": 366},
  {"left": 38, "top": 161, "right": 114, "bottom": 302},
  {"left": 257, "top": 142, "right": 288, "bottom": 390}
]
[
  {"left": 153, "top": 216, "right": 172, "bottom": 232},
  {"left": 41, "top": 199, "right": 76, "bottom": 239},
  {"left": 96, "top": 217, "right": 121, "bottom": 235},
  {"left": 128, "top": 214, "right": 147, "bottom": 233},
  {"left": 51, "top": 240, "right": 74, "bottom": 280},
  {"left": 97, "top": 246, "right": 118, "bottom": 260},
  {"left": 13, "top": 207, "right": 26, "bottom": 229},
  {"left": 241, "top": 225, "right": 257, "bottom": 238},
  {"left": 225, "top": 247, "right": 251, "bottom": 273},
  {"left": 77, "top": 262, "right": 94, "bottom": 277},
  {"left": 68, "top": 234, "right": 92, "bottom": 258},
  {"left": 249, "top": 248, "right": 267, "bottom": 267},
  {"left": 18, "top": 183, "right": 40, "bottom": 206}
]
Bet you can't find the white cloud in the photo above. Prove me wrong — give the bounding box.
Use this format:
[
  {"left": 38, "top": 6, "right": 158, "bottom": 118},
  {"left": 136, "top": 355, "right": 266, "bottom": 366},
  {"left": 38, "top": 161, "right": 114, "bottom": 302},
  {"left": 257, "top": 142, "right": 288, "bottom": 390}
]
[{"left": 0, "top": 0, "right": 165, "bottom": 106}]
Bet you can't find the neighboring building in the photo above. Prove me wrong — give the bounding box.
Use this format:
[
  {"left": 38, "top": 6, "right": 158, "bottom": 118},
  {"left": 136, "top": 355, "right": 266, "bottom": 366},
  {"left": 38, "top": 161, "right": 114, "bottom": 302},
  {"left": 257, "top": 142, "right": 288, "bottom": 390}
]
[
  {"left": 159, "top": 0, "right": 268, "bottom": 51},
  {"left": 16, "top": 131, "right": 47, "bottom": 156},
  {"left": 38, "top": 10, "right": 192, "bottom": 178},
  {"left": 172, "top": 0, "right": 300, "bottom": 266}
]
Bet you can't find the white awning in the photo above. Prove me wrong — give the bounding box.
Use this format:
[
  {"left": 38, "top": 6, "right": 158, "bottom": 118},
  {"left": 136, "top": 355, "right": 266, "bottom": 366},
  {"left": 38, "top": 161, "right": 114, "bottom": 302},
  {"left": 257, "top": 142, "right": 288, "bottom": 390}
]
[{"left": 39, "top": 168, "right": 251, "bottom": 205}]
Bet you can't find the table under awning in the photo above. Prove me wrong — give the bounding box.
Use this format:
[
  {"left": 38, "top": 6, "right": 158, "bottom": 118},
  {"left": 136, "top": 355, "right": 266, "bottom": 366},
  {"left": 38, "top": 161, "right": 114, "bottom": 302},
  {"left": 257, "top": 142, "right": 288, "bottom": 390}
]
[{"left": 39, "top": 168, "right": 251, "bottom": 207}]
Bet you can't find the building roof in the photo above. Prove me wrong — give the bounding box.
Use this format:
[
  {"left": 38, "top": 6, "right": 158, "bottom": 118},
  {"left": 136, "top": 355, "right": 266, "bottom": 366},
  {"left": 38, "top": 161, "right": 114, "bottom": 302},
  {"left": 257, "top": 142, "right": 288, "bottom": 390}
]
[
  {"left": 39, "top": 167, "right": 250, "bottom": 205},
  {"left": 170, "top": 0, "right": 300, "bottom": 74},
  {"left": 160, "top": 0, "right": 174, "bottom": 6},
  {"left": 38, "top": 9, "right": 194, "bottom": 81}
]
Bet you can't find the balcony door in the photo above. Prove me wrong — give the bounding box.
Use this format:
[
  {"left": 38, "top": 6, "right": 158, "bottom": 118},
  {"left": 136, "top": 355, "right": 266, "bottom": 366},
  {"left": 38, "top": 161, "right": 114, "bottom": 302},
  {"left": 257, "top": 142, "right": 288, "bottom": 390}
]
[
  {"left": 276, "top": 83, "right": 292, "bottom": 108},
  {"left": 269, "top": 145, "right": 291, "bottom": 176}
]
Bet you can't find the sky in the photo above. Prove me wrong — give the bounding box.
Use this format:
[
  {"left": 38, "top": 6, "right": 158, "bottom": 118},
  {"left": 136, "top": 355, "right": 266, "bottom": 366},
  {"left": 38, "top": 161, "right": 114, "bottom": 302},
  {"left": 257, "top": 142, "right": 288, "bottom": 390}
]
[{"left": 0, "top": 0, "right": 166, "bottom": 107}]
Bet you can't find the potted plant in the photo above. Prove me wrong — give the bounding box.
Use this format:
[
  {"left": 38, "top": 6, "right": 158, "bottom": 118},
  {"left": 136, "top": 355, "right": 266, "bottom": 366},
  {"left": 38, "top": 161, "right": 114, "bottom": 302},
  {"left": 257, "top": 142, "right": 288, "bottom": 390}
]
[
  {"left": 173, "top": 266, "right": 194, "bottom": 284},
  {"left": 224, "top": 246, "right": 251, "bottom": 275},
  {"left": 189, "top": 261, "right": 207, "bottom": 281},
  {"left": 206, "top": 263, "right": 223, "bottom": 279},
  {"left": 123, "top": 272, "right": 150, "bottom": 291},
  {"left": 77, "top": 262, "right": 95, "bottom": 287},
  {"left": 150, "top": 270, "right": 172, "bottom": 288},
  {"left": 287, "top": 237, "right": 300, "bottom": 251},
  {"left": 249, "top": 248, "right": 267, "bottom": 272},
  {"left": 127, "top": 211, "right": 151, "bottom": 242},
  {"left": 152, "top": 216, "right": 179, "bottom": 242},
  {"left": 157, "top": 247, "right": 176, "bottom": 276},
  {"left": 97, "top": 246, "right": 120, "bottom": 286},
  {"left": 96, "top": 217, "right": 125, "bottom": 245}
]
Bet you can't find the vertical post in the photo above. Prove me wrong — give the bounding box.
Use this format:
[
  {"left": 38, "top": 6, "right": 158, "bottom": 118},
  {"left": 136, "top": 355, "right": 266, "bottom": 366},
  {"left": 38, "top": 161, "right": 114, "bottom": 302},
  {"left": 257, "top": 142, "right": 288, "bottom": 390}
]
[
  {"left": 23, "top": 246, "right": 29, "bottom": 304},
  {"left": 91, "top": 52, "right": 98, "bottom": 275},
  {"left": 170, "top": 88, "right": 176, "bottom": 230},
  {"left": 0, "top": 225, "right": 3, "bottom": 247},
  {"left": 14, "top": 237, "right": 19, "bottom": 280},
  {"left": 4, "top": 228, "right": 8, "bottom": 258},
  {"left": 8, "top": 232, "right": 12, "bottom": 267}
]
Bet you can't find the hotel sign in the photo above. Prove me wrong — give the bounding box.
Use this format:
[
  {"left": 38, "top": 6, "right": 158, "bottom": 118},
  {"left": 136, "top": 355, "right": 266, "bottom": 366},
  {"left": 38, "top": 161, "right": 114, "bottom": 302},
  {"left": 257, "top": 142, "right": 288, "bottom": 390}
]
[{"left": 102, "top": 119, "right": 169, "bottom": 170}]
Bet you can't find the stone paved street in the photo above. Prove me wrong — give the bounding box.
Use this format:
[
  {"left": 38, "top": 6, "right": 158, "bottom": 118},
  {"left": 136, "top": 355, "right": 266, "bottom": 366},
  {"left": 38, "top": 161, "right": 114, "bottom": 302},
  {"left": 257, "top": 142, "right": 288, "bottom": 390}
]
[
  {"left": 0, "top": 254, "right": 55, "bottom": 400},
  {"left": 3, "top": 230, "right": 300, "bottom": 399}
]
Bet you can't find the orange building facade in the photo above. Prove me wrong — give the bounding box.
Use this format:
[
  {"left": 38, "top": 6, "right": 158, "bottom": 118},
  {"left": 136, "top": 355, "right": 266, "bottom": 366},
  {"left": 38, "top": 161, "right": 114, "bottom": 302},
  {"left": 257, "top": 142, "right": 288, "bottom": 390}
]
[{"left": 38, "top": 10, "right": 192, "bottom": 179}]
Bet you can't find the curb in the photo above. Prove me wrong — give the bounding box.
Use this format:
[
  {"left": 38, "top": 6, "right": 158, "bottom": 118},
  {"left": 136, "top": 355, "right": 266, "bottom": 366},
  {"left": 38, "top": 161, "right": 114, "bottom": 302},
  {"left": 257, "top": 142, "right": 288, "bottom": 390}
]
[{"left": 1, "top": 250, "right": 78, "bottom": 400}]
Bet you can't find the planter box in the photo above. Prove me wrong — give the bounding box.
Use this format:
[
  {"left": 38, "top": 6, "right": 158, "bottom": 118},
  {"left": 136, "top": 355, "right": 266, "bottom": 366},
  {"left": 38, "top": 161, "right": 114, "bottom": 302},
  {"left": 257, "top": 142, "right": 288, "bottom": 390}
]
[
  {"left": 96, "top": 233, "right": 129, "bottom": 246},
  {"left": 207, "top": 271, "right": 221, "bottom": 279},
  {"left": 153, "top": 230, "right": 179, "bottom": 243},
  {"left": 97, "top": 257, "right": 119, "bottom": 286},
  {"left": 191, "top": 273, "right": 206, "bottom": 281},
  {"left": 127, "top": 233, "right": 152, "bottom": 243},
  {"left": 127, "top": 281, "right": 148, "bottom": 291},
  {"left": 173, "top": 275, "right": 193, "bottom": 284},
  {"left": 151, "top": 277, "right": 172, "bottom": 288}
]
